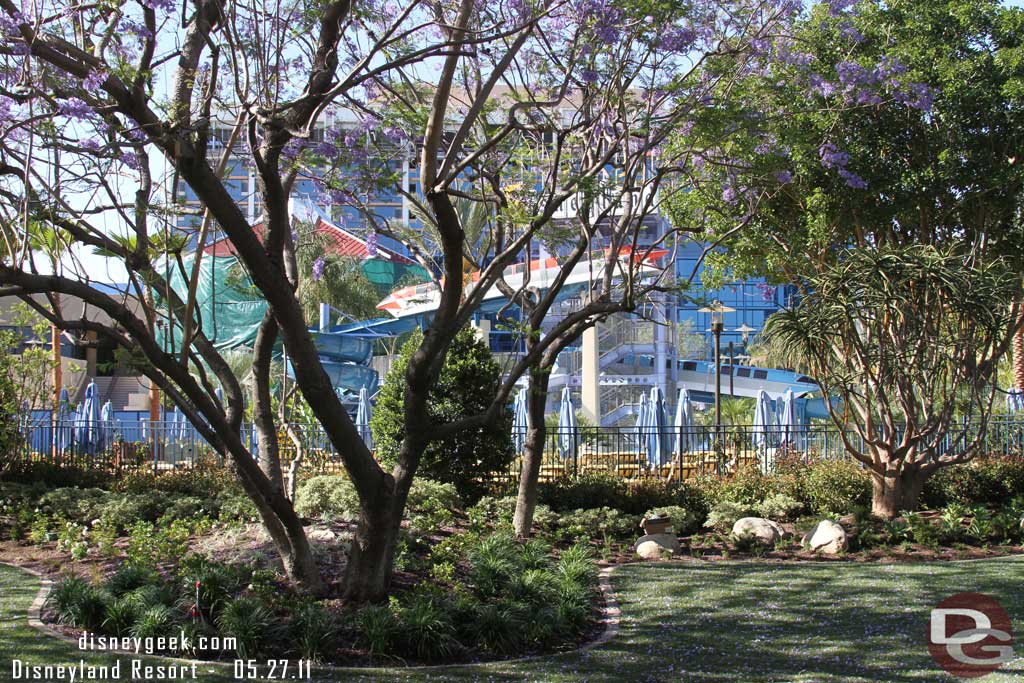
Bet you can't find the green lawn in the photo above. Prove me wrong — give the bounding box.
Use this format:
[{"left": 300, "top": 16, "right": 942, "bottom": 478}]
[{"left": 2, "top": 558, "right": 1023, "bottom": 682}]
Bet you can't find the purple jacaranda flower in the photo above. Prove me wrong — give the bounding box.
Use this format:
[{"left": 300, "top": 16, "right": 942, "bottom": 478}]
[
  {"left": 828, "top": 0, "right": 859, "bottom": 16},
  {"left": 581, "top": 69, "right": 598, "bottom": 84},
  {"left": 855, "top": 90, "right": 883, "bottom": 106},
  {"left": 836, "top": 61, "right": 875, "bottom": 88},
  {"left": 660, "top": 26, "right": 696, "bottom": 52},
  {"left": 903, "top": 82, "right": 934, "bottom": 111},
  {"left": 809, "top": 74, "right": 837, "bottom": 98},
  {"left": 774, "top": 170, "right": 793, "bottom": 184},
  {"left": 58, "top": 98, "right": 93, "bottom": 120},
  {"left": 312, "top": 256, "right": 326, "bottom": 281},
  {"left": 365, "top": 231, "right": 378, "bottom": 258},
  {"left": 838, "top": 168, "right": 868, "bottom": 189},
  {"left": 83, "top": 70, "right": 107, "bottom": 90},
  {"left": 81, "top": 138, "right": 101, "bottom": 152},
  {"left": 818, "top": 142, "right": 849, "bottom": 169},
  {"left": 837, "top": 21, "right": 863, "bottom": 43},
  {"left": 722, "top": 186, "right": 738, "bottom": 204}
]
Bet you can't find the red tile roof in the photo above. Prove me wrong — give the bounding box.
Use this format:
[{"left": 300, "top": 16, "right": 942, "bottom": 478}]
[{"left": 203, "top": 219, "right": 413, "bottom": 264}]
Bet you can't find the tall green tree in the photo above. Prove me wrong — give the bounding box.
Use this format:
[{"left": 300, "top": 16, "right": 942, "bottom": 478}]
[
  {"left": 767, "top": 246, "right": 1021, "bottom": 517},
  {"left": 667, "top": 0, "right": 1024, "bottom": 283},
  {"left": 371, "top": 327, "right": 513, "bottom": 502}
]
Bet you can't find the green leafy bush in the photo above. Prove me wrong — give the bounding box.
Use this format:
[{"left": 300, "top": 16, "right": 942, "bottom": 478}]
[
  {"left": 923, "top": 458, "right": 1024, "bottom": 508},
  {"left": 805, "top": 460, "right": 871, "bottom": 516},
  {"left": 556, "top": 507, "right": 635, "bottom": 541},
  {"left": 356, "top": 604, "right": 401, "bottom": 658},
  {"left": 395, "top": 591, "right": 459, "bottom": 660},
  {"left": 371, "top": 327, "right": 514, "bottom": 502},
  {"left": 755, "top": 493, "right": 805, "bottom": 521},
  {"left": 37, "top": 488, "right": 110, "bottom": 523},
  {"left": 704, "top": 500, "right": 753, "bottom": 533},
  {"left": 293, "top": 475, "right": 359, "bottom": 520},
  {"left": 538, "top": 473, "right": 629, "bottom": 512},
  {"left": 720, "top": 467, "right": 771, "bottom": 507}
]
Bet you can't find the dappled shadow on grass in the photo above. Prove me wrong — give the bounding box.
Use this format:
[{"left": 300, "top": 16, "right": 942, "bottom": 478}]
[{"left": 3, "top": 560, "right": 1024, "bottom": 683}]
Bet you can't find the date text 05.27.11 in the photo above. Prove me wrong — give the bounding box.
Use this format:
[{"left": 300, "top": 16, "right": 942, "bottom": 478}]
[{"left": 232, "top": 659, "right": 312, "bottom": 680}]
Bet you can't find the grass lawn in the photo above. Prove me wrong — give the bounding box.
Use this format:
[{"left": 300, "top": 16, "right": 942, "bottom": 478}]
[{"left": 2, "top": 558, "right": 1023, "bottom": 682}]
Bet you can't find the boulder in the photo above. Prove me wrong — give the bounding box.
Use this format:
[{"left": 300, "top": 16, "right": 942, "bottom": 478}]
[
  {"left": 731, "top": 517, "right": 784, "bottom": 545},
  {"left": 808, "top": 520, "right": 848, "bottom": 554},
  {"left": 635, "top": 533, "right": 681, "bottom": 560}
]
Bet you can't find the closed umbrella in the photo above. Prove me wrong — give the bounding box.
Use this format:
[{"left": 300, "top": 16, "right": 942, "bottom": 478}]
[
  {"left": 55, "top": 388, "right": 71, "bottom": 454},
  {"left": 634, "top": 392, "right": 649, "bottom": 455},
  {"left": 752, "top": 390, "right": 775, "bottom": 448},
  {"left": 511, "top": 386, "right": 529, "bottom": 453},
  {"left": 674, "top": 387, "right": 693, "bottom": 456},
  {"left": 98, "top": 400, "right": 113, "bottom": 452},
  {"left": 172, "top": 405, "right": 184, "bottom": 443},
  {"left": 356, "top": 386, "right": 374, "bottom": 450},
  {"left": 777, "top": 388, "right": 797, "bottom": 449},
  {"left": 556, "top": 387, "right": 578, "bottom": 460},
  {"left": 646, "top": 386, "right": 670, "bottom": 467},
  {"left": 76, "top": 381, "right": 98, "bottom": 454}
]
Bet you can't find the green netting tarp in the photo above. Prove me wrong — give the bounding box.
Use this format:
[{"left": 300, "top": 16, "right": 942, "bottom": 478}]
[
  {"left": 157, "top": 254, "right": 429, "bottom": 352},
  {"left": 158, "top": 253, "right": 267, "bottom": 352},
  {"left": 361, "top": 259, "right": 430, "bottom": 293}
]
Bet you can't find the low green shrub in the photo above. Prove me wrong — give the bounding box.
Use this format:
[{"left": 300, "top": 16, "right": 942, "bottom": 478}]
[
  {"left": 923, "top": 458, "right": 1024, "bottom": 508},
  {"left": 643, "top": 505, "right": 700, "bottom": 536},
  {"left": 37, "top": 488, "right": 110, "bottom": 523},
  {"left": 293, "top": 475, "right": 359, "bottom": 520},
  {"left": 356, "top": 604, "right": 400, "bottom": 658},
  {"left": 395, "top": 591, "right": 459, "bottom": 660},
  {"left": 704, "top": 500, "right": 753, "bottom": 533},
  {"left": 720, "top": 467, "right": 771, "bottom": 507},
  {"left": 755, "top": 493, "right": 805, "bottom": 521},
  {"left": 805, "top": 460, "right": 871, "bottom": 516},
  {"left": 555, "top": 507, "right": 635, "bottom": 542},
  {"left": 537, "top": 473, "right": 628, "bottom": 512}
]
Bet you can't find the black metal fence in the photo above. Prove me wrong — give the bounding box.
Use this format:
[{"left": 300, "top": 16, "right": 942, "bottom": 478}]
[{"left": 6, "top": 415, "right": 1024, "bottom": 481}]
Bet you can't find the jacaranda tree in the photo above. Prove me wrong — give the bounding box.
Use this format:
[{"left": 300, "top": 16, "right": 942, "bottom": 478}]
[{"left": 0, "top": 0, "right": 800, "bottom": 599}]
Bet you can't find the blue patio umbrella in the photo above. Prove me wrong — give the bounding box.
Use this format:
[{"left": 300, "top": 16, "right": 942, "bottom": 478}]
[
  {"left": 75, "top": 381, "right": 99, "bottom": 454},
  {"left": 1007, "top": 388, "right": 1024, "bottom": 414},
  {"left": 645, "top": 386, "right": 670, "bottom": 466},
  {"left": 556, "top": 387, "right": 578, "bottom": 460},
  {"left": 356, "top": 386, "right": 374, "bottom": 450},
  {"left": 98, "top": 400, "right": 113, "bottom": 452},
  {"left": 55, "top": 388, "right": 72, "bottom": 453},
  {"left": 777, "top": 388, "right": 797, "bottom": 449},
  {"left": 634, "top": 392, "right": 649, "bottom": 454},
  {"left": 511, "top": 386, "right": 529, "bottom": 452},
  {"left": 673, "top": 386, "right": 693, "bottom": 456},
  {"left": 752, "top": 390, "right": 775, "bottom": 448}
]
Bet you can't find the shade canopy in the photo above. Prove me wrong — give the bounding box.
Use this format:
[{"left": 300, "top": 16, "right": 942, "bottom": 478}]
[{"left": 644, "top": 386, "right": 670, "bottom": 466}]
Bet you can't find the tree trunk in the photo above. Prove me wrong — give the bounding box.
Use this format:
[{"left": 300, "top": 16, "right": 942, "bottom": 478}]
[
  {"left": 513, "top": 367, "right": 551, "bottom": 537},
  {"left": 1013, "top": 312, "right": 1024, "bottom": 390},
  {"left": 229, "top": 451, "right": 324, "bottom": 594},
  {"left": 342, "top": 496, "right": 400, "bottom": 602},
  {"left": 870, "top": 464, "right": 927, "bottom": 519}
]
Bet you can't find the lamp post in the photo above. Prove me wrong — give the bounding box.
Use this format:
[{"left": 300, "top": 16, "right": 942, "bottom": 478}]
[
  {"left": 699, "top": 302, "right": 735, "bottom": 438},
  {"left": 735, "top": 323, "right": 756, "bottom": 356}
]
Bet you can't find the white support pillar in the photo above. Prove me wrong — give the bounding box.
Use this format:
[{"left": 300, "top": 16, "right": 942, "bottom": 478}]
[
  {"left": 319, "top": 303, "right": 331, "bottom": 332},
  {"left": 470, "top": 317, "right": 491, "bottom": 346},
  {"left": 581, "top": 321, "right": 600, "bottom": 425}
]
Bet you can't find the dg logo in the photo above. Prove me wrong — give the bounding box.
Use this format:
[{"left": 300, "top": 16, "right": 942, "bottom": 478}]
[{"left": 929, "top": 593, "right": 1015, "bottom": 679}]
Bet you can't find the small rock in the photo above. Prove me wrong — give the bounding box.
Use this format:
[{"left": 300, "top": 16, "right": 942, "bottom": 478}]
[
  {"left": 308, "top": 529, "right": 337, "bottom": 542},
  {"left": 634, "top": 533, "right": 681, "bottom": 560},
  {"left": 808, "top": 520, "right": 848, "bottom": 554},
  {"left": 731, "top": 517, "right": 784, "bottom": 545}
]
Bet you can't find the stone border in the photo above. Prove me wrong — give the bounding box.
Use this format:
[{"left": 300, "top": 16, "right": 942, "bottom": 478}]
[{"left": 2, "top": 561, "right": 620, "bottom": 674}]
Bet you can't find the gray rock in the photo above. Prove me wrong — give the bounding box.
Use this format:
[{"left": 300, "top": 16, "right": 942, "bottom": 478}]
[
  {"left": 731, "top": 517, "right": 784, "bottom": 545},
  {"left": 635, "top": 533, "right": 681, "bottom": 560},
  {"left": 808, "top": 520, "right": 848, "bottom": 554}
]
